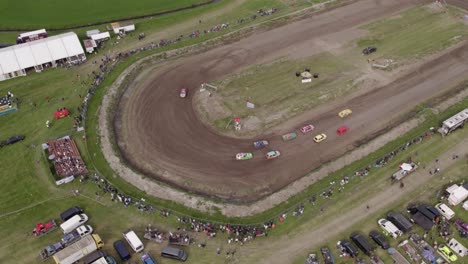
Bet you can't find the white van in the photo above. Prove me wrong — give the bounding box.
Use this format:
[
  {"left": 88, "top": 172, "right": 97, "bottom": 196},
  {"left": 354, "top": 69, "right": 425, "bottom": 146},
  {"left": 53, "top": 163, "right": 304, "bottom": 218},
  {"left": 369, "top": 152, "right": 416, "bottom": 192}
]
[
  {"left": 378, "top": 219, "right": 403, "bottom": 239},
  {"left": 435, "top": 203, "right": 455, "bottom": 220},
  {"left": 60, "top": 214, "right": 88, "bottom": 234},
  {"left": 123, "top": 230, "right": 144, "bottom": 253}
]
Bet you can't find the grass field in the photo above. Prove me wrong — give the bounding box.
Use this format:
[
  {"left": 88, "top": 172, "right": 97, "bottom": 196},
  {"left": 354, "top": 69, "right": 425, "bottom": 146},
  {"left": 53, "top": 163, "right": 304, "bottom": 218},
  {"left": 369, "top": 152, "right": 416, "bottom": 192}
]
[
  {"left": 357, "top": 6, "right": 467, "bottom": 61},
  {"left": 0, "top": 0, "right": 212, "bottom": 30}
]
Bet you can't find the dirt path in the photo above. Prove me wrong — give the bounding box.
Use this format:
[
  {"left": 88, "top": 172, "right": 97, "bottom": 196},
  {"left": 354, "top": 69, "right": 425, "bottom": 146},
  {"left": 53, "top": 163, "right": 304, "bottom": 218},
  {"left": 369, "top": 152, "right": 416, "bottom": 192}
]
[{"left": 249, "top": 137, "right": 468, "bottom": 264}]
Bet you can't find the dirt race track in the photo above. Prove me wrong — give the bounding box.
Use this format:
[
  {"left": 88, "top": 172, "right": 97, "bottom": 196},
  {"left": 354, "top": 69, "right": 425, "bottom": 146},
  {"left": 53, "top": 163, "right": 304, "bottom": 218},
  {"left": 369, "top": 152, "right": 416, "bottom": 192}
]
[{"left": 115, "top": 0, "right": 468, "bottom": 202}]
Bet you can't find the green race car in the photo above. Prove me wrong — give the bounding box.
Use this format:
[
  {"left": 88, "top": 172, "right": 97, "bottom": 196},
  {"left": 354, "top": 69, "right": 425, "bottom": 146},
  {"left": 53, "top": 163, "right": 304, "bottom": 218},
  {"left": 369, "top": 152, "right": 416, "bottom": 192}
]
[{"left": 236, "top": 152, "right": 253, "bottom": 160}]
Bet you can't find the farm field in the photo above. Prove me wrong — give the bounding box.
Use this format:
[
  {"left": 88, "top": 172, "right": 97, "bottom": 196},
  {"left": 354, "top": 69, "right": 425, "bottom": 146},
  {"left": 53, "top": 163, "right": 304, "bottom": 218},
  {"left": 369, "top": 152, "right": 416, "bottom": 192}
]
[
  {"left": 200, "top": 4, "right": 467, "bottom": 135},
  {"left": 0, "top": 0, "right": 213, "bottom": 29}
]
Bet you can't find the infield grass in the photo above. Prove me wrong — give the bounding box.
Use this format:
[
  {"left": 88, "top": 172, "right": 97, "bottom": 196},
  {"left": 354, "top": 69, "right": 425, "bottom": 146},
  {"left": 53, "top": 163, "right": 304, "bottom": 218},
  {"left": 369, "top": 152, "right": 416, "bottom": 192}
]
[{"left": 357, "top": 6, "right": 468, "bottom": 61}]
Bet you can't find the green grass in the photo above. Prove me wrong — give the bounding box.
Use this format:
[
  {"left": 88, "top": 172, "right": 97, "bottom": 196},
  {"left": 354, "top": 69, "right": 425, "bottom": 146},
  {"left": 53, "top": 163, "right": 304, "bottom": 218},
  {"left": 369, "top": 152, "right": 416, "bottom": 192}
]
[
  {"left": 210, "top": 52, "right": 355, "bottom": 131},
  {"left": 357, "top": 6, "right": 467, "bottom": 60},
  {"left": 0, "top": 0, "right": 212, "bottom": 30}
]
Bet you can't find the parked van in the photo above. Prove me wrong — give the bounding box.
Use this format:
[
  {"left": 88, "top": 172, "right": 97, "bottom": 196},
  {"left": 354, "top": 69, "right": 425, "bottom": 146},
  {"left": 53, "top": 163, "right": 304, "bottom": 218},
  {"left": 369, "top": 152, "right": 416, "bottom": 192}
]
[
  {"left": 123, "top": 230, "right": 144, "bottom": 253},
  {"left": 378, "top": 219, "right": 402, "bottom": 238},
  {"left": 161, "top": 246, "right": 188, "bottom": 261},
  {"left": 60, "top": 206, "right": 83, "bottom": 221},
  {"left": 435, "top": 203, "right": 455, "bottom": 220},
  {"left": 339, "top": 240, "right": 359, "bottom": 257},
  {"left": 113, "top": 240, "right": 131, "bottom": 261},
  {"left": 60, "top": 214, "right": 88, "bottom": 234},
  {"left": 387, "top": 211, "right": 413, "bottom": 233},
  {"left": 350, "top": 233, "right": 375, "bottom": 256}
]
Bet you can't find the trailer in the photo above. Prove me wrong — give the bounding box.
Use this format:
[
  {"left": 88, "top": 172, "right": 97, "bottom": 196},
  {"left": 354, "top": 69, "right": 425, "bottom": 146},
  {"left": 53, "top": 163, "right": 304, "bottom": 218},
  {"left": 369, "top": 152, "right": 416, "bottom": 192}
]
[
  {"left": 33, "top": 220, "right": 57, "bottom": 237},
  {"left": 350, "top": 233, "right": 375, "bottom": 256},
  {"left": 168, "top": 233, "right": 191, "bottom": 246},
  {"left": 391, "top": 163, "right": 418, "bottom": 181},
  {"left": 53, "top": 234, "right": 103, "bottom": 264},
  {"left": 438, "top": 108, "right": 468, "bottom": 135}
]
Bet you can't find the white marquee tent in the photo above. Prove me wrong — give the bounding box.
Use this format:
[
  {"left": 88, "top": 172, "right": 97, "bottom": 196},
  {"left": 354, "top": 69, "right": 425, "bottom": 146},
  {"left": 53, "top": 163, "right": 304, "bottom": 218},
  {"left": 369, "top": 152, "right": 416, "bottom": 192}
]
[
  {"left": 446, "top": 184, "right": 468, "bottom": 206},
  {"left": 0, "top": 32, "right": 86, "bottom": 82}
]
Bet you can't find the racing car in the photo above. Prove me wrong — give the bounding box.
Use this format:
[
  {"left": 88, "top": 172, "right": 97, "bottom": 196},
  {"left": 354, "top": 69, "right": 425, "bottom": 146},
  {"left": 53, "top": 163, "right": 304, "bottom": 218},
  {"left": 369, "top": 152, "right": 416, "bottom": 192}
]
[
  {"left": 179, "top": 88, "right": 188, "bottom": 98},
  {"left": 236, "top": 153, "right": 253, "bottom": 160},
  {"left": 266, "top": 150, "right": 280, "bottom": 160},
  {"left": 300, "top": 124, "right": 315, "bottom": 134},
  {"left": 253, "top": 140, "right": 269, "bottom": 149},
  {"left": 313, "top": 133, "right": 327, "bottom": 143}
]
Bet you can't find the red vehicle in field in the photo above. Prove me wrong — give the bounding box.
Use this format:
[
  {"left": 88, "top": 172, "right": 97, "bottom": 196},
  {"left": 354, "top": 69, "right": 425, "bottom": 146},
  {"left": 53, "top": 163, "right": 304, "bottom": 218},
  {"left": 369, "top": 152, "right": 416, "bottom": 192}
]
[
  {"left": 179, "top": 88, "right": 188, "bottom": 98},
  {"left": 33, "top": 220, "right": 57, "bottom": 237}
]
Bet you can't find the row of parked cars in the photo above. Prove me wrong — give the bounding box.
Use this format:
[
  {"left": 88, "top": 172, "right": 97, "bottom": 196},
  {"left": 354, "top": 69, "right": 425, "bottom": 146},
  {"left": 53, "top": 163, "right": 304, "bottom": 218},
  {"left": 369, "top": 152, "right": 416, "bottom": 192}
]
[{"left": 58, "top": 206, "right": 189, "bottom": 263}]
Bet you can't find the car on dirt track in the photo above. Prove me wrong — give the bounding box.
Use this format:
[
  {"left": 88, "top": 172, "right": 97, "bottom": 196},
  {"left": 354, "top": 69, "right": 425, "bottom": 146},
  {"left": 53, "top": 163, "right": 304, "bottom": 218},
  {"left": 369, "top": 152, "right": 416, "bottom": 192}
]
[
  {"left": 438, "top": 245, "right": 457, "bottom": 262},
  {"left": 313, "top": 133, "right": 327, "bottom": 143},
  {"left": 282, "top": 132, "right": 297, "bottom": 141},
  {"left": 236, "top": 153, "right": 253, "bottom": 160},
  {"left": 300, "top": 124, "right": 315, "bottom": 134},
  {"left": 266, "top": 150, "right": 280, "bottom": 160},
  {"left": 179, "top": 88, "right": 188, "bottom": 98},
  {"left": 253, "top": 140, "right": 269, "bottom": 149},
  {"left": 338, "top": 109, "right": 352, "bottom": 118},
  {"left": 362, "top": 46, "right": 377, "bottom": 55}
]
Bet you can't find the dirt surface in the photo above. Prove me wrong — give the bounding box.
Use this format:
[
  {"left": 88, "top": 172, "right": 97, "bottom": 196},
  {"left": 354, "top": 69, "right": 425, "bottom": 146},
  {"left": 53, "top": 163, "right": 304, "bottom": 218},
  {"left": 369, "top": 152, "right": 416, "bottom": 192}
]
[{"left": 114, "top": 0, "right": 468, "bottom": 202}]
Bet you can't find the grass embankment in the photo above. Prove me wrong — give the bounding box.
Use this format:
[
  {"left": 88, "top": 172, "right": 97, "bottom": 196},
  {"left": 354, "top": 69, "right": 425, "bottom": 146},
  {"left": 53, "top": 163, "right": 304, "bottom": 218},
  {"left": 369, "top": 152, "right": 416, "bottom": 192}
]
[{"left": 0, "top": 0, "right": 212, "bottom": 30}]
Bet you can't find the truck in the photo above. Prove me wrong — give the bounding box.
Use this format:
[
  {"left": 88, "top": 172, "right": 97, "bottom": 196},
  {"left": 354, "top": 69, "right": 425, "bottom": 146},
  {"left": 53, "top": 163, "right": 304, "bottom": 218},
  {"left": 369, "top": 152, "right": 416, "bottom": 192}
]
[
  {"left": 53, "top": 234, "right": 103, "bottom": 264},
  {"left": 40, "top": 242, "right": 64, "bottom": 260},
  {"left": 391, "top": 163, "right": 417, "bottom": 182}
]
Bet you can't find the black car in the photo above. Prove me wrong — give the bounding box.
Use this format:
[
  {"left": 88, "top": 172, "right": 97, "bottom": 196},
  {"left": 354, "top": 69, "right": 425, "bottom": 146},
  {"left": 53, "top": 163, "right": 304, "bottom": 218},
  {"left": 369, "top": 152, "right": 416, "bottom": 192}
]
[
  {"left": 340, "top": 240, "right": 359, "bottom": 257},
  {"left": 60, "top": 206, "right": 84, "bottom": 221},
  {"left": 369, "top": 230, "right": 390, "bottom": 249},
  {"left": 5, "top": 135, "right": 25, "bottom": 145},
  {"left": 362, "top": 46, "right": 377, "bottom": 55}
]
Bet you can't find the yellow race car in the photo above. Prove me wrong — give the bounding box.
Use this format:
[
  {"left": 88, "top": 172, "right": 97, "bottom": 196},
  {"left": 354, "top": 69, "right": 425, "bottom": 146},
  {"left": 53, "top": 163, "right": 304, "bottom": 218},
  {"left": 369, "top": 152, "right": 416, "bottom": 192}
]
[
  {"left": 338, "top": 109, "right": 352, "bottom": 118},
  {"left": 313, "top": 133, "right": 327, "bottom": 143}
]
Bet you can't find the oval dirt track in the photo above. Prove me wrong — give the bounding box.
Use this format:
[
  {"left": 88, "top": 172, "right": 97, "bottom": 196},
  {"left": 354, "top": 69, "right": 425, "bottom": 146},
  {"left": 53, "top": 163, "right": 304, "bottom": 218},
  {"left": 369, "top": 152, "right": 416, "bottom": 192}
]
[{"left": 115, "top": 0, "right": 468, "bottom": 202}]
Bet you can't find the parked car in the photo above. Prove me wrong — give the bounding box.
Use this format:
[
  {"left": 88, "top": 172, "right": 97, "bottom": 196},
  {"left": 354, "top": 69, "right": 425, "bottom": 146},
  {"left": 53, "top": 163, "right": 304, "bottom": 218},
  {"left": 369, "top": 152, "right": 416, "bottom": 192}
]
[
  {"left": 60, "top": 206, "right": 84, "bottom": 222},
  {"left": 313, "top": 133, "right": 327, "bottom": 143},
  {"left": 253, "top": 140, "right": 269, "bottom": 149},
  {"left": 76, "top": 225, "right": 93, "bottom": 237},
  {"left": 369, "top": 230, "right": 390, "bottom": 249},
  {"left": 377, "top": 219, "right": 402, "bottom": 238},
  {"left": 338, "top": 109, "right": 352, "bottom": 118},
  {"left": 304, "top": 253, "right": 319, "bottom": 264},
  {"left": 141, "top": 252, "right": 157, "bottom": 264},
  {"left": 438, "top": 245, "right": 458, "bottom": 262},
  {"left": 5, "top": 135, "right": 25, "bottom": 145},
  {"left": 300, "top": 124, "right": 315, "bottom": 133},
  {"left": 340, "top": 239, "right": 358, "bottom": 257},
  {"left": 362, "top": 46, "right": 377, "bottom": 55},
  {"left": 266, "top": 150, "right": 280, "bottom": 160},
  {"left": 320, "top": 246, "right": 335, "bottom": 264},
  {"left": 236, "top": 153, "right": 253, "bottom": 160},
  {"left": 179, "top": 88, "right": 187, "bottom": 98}
]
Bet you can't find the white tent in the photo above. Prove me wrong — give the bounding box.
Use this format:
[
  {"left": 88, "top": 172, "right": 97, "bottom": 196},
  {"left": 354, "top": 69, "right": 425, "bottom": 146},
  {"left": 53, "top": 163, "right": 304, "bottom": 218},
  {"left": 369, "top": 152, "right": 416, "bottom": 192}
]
[
  {"left": 400, "top": 163, "right": 413, "bottom": 171},
  {"left": 463, "top": 200, "right": 468, "bottom": 211},
  {"left": 447, "top": 184, "right": 468, "bottom": 206},
  {"left": 0, "top": 32, "right": 86, "bottom": 82}
]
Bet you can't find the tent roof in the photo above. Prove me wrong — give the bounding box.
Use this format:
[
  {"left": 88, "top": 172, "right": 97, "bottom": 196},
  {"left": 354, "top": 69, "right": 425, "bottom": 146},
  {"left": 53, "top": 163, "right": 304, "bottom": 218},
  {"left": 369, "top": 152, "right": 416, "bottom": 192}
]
[
  {"left": 0, "top": 32, "right": 84, "bottom": 75},
  {"left": 400, "top": 163, "right": 413, "bottom": 171}
]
